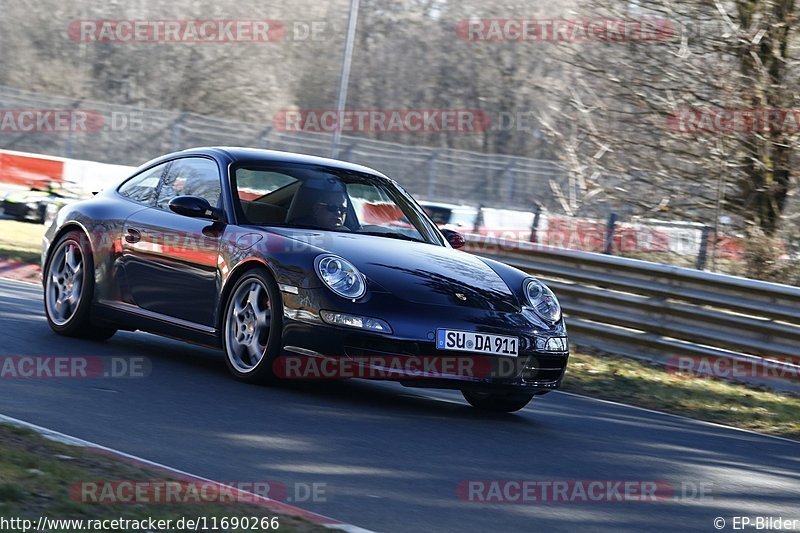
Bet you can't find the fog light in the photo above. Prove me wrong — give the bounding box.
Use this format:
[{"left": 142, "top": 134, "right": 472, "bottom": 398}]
[
  {"left": 320, "top": 310, "right": 392, "bottom": 333},
  {"left": 535, "top": 336, "right": 568, "bottom": 352}
]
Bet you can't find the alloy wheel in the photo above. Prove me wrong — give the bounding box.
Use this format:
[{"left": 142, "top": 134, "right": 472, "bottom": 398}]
[
  {"left": 46, "top": 240, "right": 84, "bottom": 326},
  {"left": 225, "top": 278, "right": 272, "bottom": 373}
]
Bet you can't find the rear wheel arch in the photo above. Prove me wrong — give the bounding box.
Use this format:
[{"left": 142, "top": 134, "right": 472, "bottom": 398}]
[
  {"left": 45, "top": 223, "right": 93, "bottom": 275},
  {"left": 43, "top": 227, "right": 116, "bottom": 340}
]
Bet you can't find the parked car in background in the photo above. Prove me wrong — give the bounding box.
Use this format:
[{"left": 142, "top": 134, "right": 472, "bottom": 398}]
[
  {"left": 420, "top": 201, "right": 540, "bottom": 243},
  {"left": 1, "top": 182, "right": 80, "bottom": 223},
  {"left": 419, "top": 201, "right": 479, "bottom": 231},
  {"left": 477, "top": 207, "right": 537, "bottom": 242}
]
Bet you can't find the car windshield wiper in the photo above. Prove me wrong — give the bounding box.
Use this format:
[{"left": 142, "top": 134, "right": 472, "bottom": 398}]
[{"left": 357, "top": 230, "right": 424, "bottom": 243}]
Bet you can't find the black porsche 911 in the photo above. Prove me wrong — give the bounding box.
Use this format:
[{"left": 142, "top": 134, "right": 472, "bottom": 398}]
[{"left": 42, "top": 147, "right": 568, "bottom": 412}]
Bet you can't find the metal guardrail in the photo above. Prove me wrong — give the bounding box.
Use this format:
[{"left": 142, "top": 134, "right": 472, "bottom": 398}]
[{"left": 465, "top": 235, "right": 800, "bottom": 394}]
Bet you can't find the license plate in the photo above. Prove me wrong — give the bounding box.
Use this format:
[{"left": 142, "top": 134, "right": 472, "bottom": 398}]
[{"left": 436, "top": 329, "right": 518, "bottom": 357}]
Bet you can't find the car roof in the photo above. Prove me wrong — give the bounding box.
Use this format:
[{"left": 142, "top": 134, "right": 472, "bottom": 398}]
[{"left": 178, "top": 147, "right": 390, "bottom": 179}]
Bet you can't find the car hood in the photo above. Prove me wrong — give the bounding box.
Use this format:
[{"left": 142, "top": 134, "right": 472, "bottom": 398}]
[{"left": 267, "top": 228, "right": 520, "bottom": 311}]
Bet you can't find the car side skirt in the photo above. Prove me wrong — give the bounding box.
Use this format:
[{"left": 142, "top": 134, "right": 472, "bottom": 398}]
[{"left": 95, "top": 301, "right": 221, "bottom": 348}]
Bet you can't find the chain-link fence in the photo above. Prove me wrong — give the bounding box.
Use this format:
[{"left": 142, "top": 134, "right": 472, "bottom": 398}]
[
  {"left": 3, "top": 85, "right": 798, "bottom": 283},
  {"left": 0, "top": 85, "right": 566, "bottom": 212}
]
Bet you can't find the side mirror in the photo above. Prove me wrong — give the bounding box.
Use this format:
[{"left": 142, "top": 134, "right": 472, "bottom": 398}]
[
  {"left": 441, "top": 229, "right": 466, "bottom": 250},
  {"left": 168, "top": 196, "right": 223, "bottom": 221}
]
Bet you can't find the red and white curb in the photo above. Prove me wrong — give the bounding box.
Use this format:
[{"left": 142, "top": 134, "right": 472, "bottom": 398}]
[
  {"left": 0, "top": 413, "right": 374, "bottom": 533},
  {"left": 0, "top": 259, "right": 41, "bottom": 284}
]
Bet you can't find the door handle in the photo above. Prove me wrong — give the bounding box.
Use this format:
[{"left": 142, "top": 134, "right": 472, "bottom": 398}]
[{"left": 124, "top": 228, "right": 141, "bottom": 244}]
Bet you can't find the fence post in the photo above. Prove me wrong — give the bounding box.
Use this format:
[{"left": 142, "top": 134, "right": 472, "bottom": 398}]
[
  {"left": 426, "top": 153, "right": 438, "bottom": 199},
  {"left": 65, "top": 99, "right": 82, "bottom": 159},
  {"left": 259, "top": 127, "right": 272, "bottom": 149},
  {"left": 503, "top": 162, "right": 516, "bottom": 203},
  {"left": 170, "top": 113, "right": 186, "bottom": 151},
  {"left": 473, "top": 204, "right": 485, "bottom": 233},
  {"left": 530, "top": 205, "right": 542, "bottom": 243},
  {"left": 696, "top": 225, "right": 712, "bottom": 270},
  {"left": 497, "top": 161, "right": 516, "bottom": 204},
  {"left": 65, "top": 129, "right": 73, "bottom": 160},
  {"left": 339, "top": 142, "right": 357, "bottom": 159},
  {"left": 604, "top": 212, "right": 618, "bottom": 255}
]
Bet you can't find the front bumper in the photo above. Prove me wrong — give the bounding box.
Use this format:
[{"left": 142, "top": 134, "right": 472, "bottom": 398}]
[{"left": 279, "top": 289, "right": 569, "bottom": 394}]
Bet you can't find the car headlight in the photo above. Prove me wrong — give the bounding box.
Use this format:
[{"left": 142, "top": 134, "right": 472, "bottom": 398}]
[
  {"left": 524, "top": 279, "right": 561, "bottom": 322},
  {"left": 315, "top": 254, "right": 366, "bottom": 299}
]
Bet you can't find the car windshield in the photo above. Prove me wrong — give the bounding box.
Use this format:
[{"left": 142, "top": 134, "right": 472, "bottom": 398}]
[{"left": 233, "top": 164, "right": 442, "bottom": 245}]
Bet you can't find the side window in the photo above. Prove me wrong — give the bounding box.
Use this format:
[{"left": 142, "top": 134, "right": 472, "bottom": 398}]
[
  {"left": 237, "top": 169, "right": 297, "bottom": 203},
  {"left": 156, "top": 158, "right": 222, "bottom": 211},
  {"left": 117, "top": 163, "right": 167, "bottom": 205}
]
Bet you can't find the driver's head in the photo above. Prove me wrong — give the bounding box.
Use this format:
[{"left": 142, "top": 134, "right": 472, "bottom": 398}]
[{"left": 310, "top": 190, "right": 348, "bottom": 229}]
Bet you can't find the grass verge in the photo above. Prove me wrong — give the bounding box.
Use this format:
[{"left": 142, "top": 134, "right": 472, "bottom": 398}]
[
  {"left": 0, "top": 423, "right": 325, "bottom": 532},
  {"left": 562, "top": 351, "right": 800, "bottom": 440},
  {"left": 0, "top": 219, "right": 43, "bottom": 264}
]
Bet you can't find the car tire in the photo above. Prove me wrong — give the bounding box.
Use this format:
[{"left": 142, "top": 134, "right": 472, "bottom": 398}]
[
  {"left": 462, "top": 390, "right": 534, "bottom": 413},
  {"left": 44, "top": 230, "right": 117, "bottom": 340},
  {"left": 222, "top": 269, "right": 283, "bottom": 383}
]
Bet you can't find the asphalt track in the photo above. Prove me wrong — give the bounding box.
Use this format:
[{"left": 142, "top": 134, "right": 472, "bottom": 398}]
[{"left": 0, "top": 278, "right": 798, "bottom": 532}]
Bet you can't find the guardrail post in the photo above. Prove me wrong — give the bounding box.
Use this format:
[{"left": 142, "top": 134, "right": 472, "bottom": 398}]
[
  {"left": 696, "top": 226, "right": 712, "bottom": 270},
  {"left": 604, "top": 212, "right": 618, "bottom": 255}
]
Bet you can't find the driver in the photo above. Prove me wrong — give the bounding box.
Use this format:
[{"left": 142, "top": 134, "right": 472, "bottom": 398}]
[{"left": 297, "top": 190, "right": 349, "bottom": 230}]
